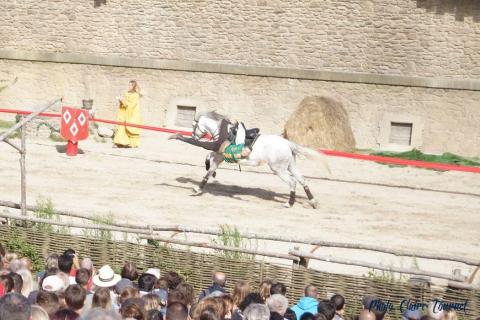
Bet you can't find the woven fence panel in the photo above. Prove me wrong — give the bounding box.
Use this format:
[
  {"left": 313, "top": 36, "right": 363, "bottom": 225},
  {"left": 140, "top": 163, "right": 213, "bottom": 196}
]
[{"left": 0, "top": 225, "right": 478, "bottom": 319}]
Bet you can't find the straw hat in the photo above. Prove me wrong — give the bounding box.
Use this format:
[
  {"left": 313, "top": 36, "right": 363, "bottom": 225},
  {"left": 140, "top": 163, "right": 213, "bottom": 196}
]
[{"left": 93, "top": 265, "right": 121, "bottom": 288}]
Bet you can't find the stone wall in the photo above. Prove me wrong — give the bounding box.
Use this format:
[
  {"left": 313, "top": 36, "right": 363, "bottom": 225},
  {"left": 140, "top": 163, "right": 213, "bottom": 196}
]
[
  {"left": 1, "top": 60, "right": 479, "bottom": 156},
  {"left": 1, "top": 0, "right": 479, "bottom": 78}
]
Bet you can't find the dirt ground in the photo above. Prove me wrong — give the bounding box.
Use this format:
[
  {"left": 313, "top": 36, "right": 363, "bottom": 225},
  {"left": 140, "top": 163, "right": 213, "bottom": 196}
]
[{"left": 1, "top": 129, "right": 479, "bottom": 283}]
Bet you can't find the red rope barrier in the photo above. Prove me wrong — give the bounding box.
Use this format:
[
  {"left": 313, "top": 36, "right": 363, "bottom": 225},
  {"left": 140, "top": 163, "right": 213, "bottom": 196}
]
[{"left": 1, "top": 107, "right": 479, "bottom": 174}]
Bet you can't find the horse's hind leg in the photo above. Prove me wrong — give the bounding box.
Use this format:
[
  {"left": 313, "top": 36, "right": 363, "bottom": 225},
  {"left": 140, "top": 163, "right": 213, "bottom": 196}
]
[
  {"left": 289, "top": 162, "right": 318, "bottom": 209},
  {"left": 205, "top": 153, "right": 216, "bottom": 178},
  {"left": 273, "top": 169, "right": 297, "bottom": 208}
]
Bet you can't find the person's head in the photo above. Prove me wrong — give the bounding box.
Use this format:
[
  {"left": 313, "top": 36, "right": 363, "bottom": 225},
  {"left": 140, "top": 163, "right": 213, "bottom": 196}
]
[
  {"left": 3, "top": 253, "right": 18, "bottom": 270},
  {"left": 120, "top": 298, "right": 146, "bottom": 320},
  {"left": 314, "top": 314, "right": 327, "bottom": 320},
  {"left": 241, "top": 146, "right": 252, "bottom": 158},
  {"left": 192, "top": 297, "right": 223, "bottom": 320},
  {"left": 199, "top": 308, "right": 219, "bottom": 320},
  {"left": 304, "top": 284, "right": 318, "bottom": 298},
  {"left": 35, "top": 290, "right": 60, "bottom": 317},
  {"left": 128, "top": 80, "right": 140, "bottom": 94},
  {"left": 270, "top": 283, "right": 287, "bottom": 296},
  {"left": 244, "top": 303, "right": 270, "bottom": 320},
  {"left": 284, "top": 308, "right": 297, "bottom": 320},
  {"left": 92, "top": 287, "right": 112, "bottom": 310},
  {"left": 57, "top": 254, "right": 73, "bottom": 274},
  {"left": 258, "top": 280, "right": 273, "bottom": 302},
  {"left": 75, "top": 268, "right": 90, "bottom": 288},
  {"left": 51, "top": 309, "right": 78, "bottom": 320},
  {"left": 148, "top": 309, "right": 164, "bottom": 320},
  {"left": 299, "top": 313, "right": 315, "bottom": 320},
  {"left": 139, "top": 273, "right": 157, "bottom": 292},
  {"left": 213, "top": 272, "right": 226, "bottom": 287},
  {"left": 118, "top": 287, "right": 140, "bottom": 306},
  {"left": 167, "top": 302, "right": 189, "bottom": 320},
  {"left": 143, "top": 293, "right": 161, "bottom": 312},
  {"left": 8, "top": 272, "right": 23, "bottom": 294},
  {"left": 0, "top": 274, "right": 14, "bottom": 293},
  {"left": 317, "top": 300, "right": 336, "bottom": 320},
  {"left": 362, "top": 296, "right": 376, "bottom": 310},
  {"left": 9, "top": 259, "right": 22, "bottom": 273},
  {"left": 330, "top": 294, "right": 345, "bottom": 315},
  {"left": 80, "top": 257, "right": 94, "bottom": 272},
  {"left": 232, "top": 280, "right": 250, "bottom": 306},
  {"left": 41, "top": 274, "right": 66, "bottom": 293},
  {"left": 0, "top": 292, "right": 31, "bottom": 320},
  {"left": 62, "top": 249, "right": 76, "bottom": 259},
  {"left": 403, "top": 308, "right": 422, "bottom": 320},
  {"left": 121, "top": 262, "right": 139, "bottom": 281},
  {"left": 64, "top": 284, "right": 86, "bottom": 312},
  {"left": 358, "top": 310, "right": 376, "bottom": 320},
  {"left": 80, "top": 308, "right": 122, "bottom": 320},
  {"left": 238, "top": 293, "right": 264, "bottom": 312},
  {"left": 16, "top": 269, "right": 33, "bottom": 297},
  {"left": 166, "top": 271, "right": 184, "bottom": 290},
  {"left": 19, "top": 257, "right": 33, "bottom": 272},
  {"left": 156, "top": 276, "right": 169, "bottom": 290},
  {"left": 30, "top": 305, "right": 49, "bottom": 320},
  {"left": 176, "top": 282, "right": 195, "bottom": 307},
  {"left": 115, "top": 278, "right": 134, "bottom": 295},
  {"left": 266, "top": 294, "right": 289, "bottom": 316},
  {"left": 168, "top": 289, "right": 188, "bottom": 306},
  {"left": 44, "top": 254, "right": 59, "bottom": 271}
]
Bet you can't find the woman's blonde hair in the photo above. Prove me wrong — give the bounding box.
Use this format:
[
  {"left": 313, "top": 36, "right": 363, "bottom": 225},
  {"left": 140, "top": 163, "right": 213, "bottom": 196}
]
[
  {"left": 17, "top": 269, "right": 33, "bottom": 297},
  {"left": 143, "top": 293, "right": 162, "bottom": 311},
  {"left": 232, "top": 280, "right": 250, "bottom": 307},
  {"left": 31, "top": 305, "right": 50, "bottom": 320},
  {"left": 258, "top": 279, "right": 273, "bottom": 302}
]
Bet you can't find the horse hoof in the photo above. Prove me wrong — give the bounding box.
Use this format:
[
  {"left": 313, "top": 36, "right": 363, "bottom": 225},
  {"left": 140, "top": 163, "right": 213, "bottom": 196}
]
[
  {"left": 192, "top": 186, "right": 204, "bottom": 195},
  {"left": 283, "top": 202, "right": 292, "bottom": 208},
  {"left": 309, "top": 199, "right": 318, "bottom": 209}
]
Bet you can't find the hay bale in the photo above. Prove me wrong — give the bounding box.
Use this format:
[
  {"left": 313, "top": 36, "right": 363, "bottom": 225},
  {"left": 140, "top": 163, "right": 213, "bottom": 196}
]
[{"left": 284, "top": 96, "right": 356, "bottom": 152}]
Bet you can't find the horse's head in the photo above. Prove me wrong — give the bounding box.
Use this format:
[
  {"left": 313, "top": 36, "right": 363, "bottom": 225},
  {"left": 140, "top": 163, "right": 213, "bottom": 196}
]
[{"left": 192, "top": 111, "right": 229, "bottom": 140}]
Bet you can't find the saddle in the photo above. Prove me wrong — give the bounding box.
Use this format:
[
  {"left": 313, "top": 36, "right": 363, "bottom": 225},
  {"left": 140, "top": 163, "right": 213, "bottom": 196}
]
[{"left": 228, "top": 122, "right": 260, "bottom": 148}]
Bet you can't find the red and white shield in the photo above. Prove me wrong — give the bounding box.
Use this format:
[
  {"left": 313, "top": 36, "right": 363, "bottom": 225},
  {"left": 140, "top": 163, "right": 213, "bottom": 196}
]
[{"left": 60, "top": 107, "right": 89, "bottom": 142}]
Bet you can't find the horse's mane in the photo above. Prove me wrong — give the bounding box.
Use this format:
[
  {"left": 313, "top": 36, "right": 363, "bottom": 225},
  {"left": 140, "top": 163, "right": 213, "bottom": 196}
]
[{"left": 195, "top": 111, "right": 229, "bottom": 122}]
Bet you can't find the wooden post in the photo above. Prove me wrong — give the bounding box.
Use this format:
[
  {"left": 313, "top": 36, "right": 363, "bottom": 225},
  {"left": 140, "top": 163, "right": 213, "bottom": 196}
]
[{"left": 20, "top": 123, "right": 26, "bottom": 216}]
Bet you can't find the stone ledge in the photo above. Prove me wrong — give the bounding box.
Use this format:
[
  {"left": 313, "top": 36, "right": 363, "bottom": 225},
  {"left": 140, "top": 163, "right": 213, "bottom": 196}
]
[{"left": 1, "top": 50, "right": 479, "bottom": 91}]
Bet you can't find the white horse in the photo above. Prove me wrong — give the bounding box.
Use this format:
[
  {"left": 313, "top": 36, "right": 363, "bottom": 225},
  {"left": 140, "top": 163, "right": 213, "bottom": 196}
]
[{"left": 175, "top": 112, "right": 330, "bottom": 208}]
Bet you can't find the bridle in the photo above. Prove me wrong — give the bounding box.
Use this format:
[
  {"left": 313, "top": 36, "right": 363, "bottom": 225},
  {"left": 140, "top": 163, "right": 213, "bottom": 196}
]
[{"left": 193, "top": 116, "right": 220, "bottom": 140}]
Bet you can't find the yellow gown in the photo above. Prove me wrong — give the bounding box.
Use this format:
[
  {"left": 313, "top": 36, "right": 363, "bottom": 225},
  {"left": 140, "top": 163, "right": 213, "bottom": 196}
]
[{"left": 113, "top": 91, "right": 142, "bottom": 147}]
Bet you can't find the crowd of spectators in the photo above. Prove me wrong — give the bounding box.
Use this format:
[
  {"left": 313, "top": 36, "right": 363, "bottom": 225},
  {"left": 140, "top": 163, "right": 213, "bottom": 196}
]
[{"left": 0, "top": 245, "right": 469, "bottom": 320}]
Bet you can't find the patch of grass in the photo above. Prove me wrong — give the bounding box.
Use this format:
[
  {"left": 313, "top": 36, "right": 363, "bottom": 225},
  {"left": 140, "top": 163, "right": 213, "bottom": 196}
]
[
  {"left": 0, "top": 119, "right": 15, "bottom": 128},
  {"left": 372, "top": 149, "right": 480, "bottom": 169},
  {"left": 82, "top": 214, "right": 115, "bottom": 241},
  {"left": 211, "top": 224, "right": 256, "bottom": 261},
  {"left": 5, "top": 235, "right": 43, "bottom": 272},
  {"left": 0, "top": 119, "right": 21, "bottom": 139},
  {"left": 32, "top": 196, "right": 70, "bottom": 234}
]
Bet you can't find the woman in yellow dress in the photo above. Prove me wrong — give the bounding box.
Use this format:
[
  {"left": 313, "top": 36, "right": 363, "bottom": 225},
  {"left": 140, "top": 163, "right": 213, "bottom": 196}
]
[{"left": 113, "top": 80, "right": 143, "bottom": 148}]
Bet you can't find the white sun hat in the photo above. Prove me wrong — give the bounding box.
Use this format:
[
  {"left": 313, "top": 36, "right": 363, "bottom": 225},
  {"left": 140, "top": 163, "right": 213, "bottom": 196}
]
[
  {"left": 145, "top": 268, "right": 161, "bottom": 280},
  {"left": 93, "top": 265, "right": 121, "bottom": 288}
]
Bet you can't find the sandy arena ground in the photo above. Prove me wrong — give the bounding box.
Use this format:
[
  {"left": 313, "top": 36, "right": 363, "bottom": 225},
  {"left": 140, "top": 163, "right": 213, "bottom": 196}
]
[{"left": 1, "top": 130, "right": 479, "bottom": 283}]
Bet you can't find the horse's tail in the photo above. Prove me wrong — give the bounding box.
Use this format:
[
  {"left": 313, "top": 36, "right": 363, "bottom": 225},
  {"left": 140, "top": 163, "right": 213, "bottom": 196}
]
[{"left": 288, "top": 141, "right": 331, "bottom": 174}]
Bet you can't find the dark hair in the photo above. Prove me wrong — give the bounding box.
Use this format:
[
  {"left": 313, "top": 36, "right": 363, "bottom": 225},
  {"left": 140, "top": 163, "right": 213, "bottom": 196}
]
[
  {"left": 0, "top": 293, "right": 31, "bottom": 320},
  {"left": 238, "top": 293, "right": 263, "bottom": 311},
  {"left": 300, "top": 313, "right": 316, "bottom": 320},
  {"left": 199, "top": 308, "right": 219, "bottom": 320},
  {"left": 330, "top": 294, "right": 345, "bottom": 311},
  {"left": 36, "top": 290, "right": 60, "bottom": 317},
  {"left": 8, "top": 273, "right": 22, "bottom": 294},
  {"left": 176, "top": 282, "right": 195, "bottom": 306},
  {"left": 271, "top": 312, "right": 285, "bottom": 320},
  {"left": 147, "top": 309, "right": 163, "bottom": 320},
  {"left": 138, "top": 273, "right": 157, "bottom": 292},
  {"left": 121, "top": 262, "right": 139, "bottom": 281},
  {"left": 167, "top": 302, "right": 189, "bottom": 320},
  {"left": 63, "top": 249, "right": 76, "bottom": 257},
  {"left": 270, "top": 283, "right": 287, "bottom": 296},
  {"left": 284, "top": 308, "right": 297, "bottom": 320},
  {"left": 64, "top": 284, "right": 86, "bottom": 311},
  {"left": 92, "top": 287, "right": 112, "bottom": 309},
  {"left": 58, "top": 254, "right": 73, "bottom": 274},
  {"left": 121, "top": 299, "right": 145, "bottom": 320},
  {"left": 317, "top": 300, "right": 336, "bottom": 320},
  {"left": 166, "top": 271, "right": 184, "bottom": 290},
  {"left": 314, "top": 314, "right": 327, "bottom": 320},
  {"left": 168, "top": 289, "right": 188, "bottom": 306},
  {"left": 75, "top": 268, "right": 90, "bottom": 286},
  {"left": 51, "top": 308, "right": 79, "bottom": 320},
  {"left": 0, "top": 274, "right": 14, "bottom": 293},
  {"left": 371, "top": 307, "right": 387, "bottom": 320}
]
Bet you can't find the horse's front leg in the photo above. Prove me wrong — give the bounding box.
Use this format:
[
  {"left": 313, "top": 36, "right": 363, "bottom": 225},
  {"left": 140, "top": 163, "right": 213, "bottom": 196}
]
[{"left": 193, "top": 152, "right": 223, "bottom": 195}]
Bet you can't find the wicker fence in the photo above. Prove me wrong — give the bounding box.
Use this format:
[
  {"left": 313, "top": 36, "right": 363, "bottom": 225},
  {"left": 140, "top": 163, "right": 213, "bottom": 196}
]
[{"left": 0, "top": 225, "right": 478, "bottom": 319}]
